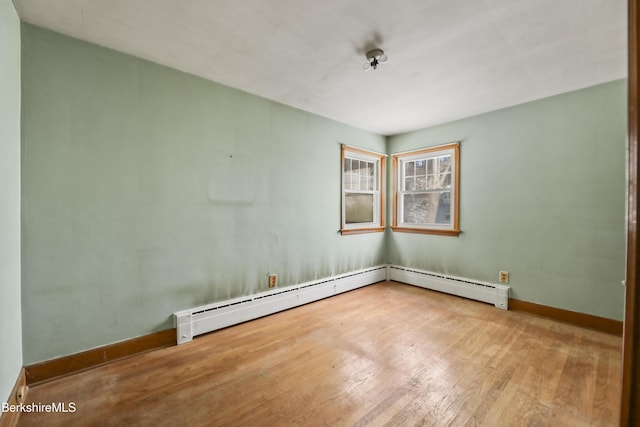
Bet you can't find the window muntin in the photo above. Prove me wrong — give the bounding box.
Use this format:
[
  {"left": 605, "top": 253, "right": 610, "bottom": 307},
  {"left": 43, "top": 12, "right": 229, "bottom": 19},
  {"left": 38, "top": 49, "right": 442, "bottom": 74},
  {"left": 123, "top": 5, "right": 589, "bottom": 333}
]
[
  {"left": 341, "top": 146, "right": 385, "bottom": 234},
  {"left": 392, "top": 144, "right": 460, "bottom": 236}
]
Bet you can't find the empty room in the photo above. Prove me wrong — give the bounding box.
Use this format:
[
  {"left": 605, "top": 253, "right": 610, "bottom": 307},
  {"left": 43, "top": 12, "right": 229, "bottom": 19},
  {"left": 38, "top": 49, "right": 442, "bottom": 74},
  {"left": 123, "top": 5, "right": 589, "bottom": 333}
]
[{"left": 2, "top": 0, "right": 639, "bottom": 426}]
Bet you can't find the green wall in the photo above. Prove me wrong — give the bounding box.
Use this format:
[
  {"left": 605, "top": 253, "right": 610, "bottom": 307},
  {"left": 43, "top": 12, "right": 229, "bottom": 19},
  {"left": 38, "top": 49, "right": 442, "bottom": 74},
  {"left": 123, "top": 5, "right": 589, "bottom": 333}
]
[
  {"left": 20, "top": 25, "right": 386, "bottom": 364},
  {"left": 0, "top": 0, "right": 22, "bottom": 402},
  {"left": 20, "top": 23, "right": 627, "bottom": 365},
  {"left": 387, "top": 80, "right": 627, "bottom": 321}
]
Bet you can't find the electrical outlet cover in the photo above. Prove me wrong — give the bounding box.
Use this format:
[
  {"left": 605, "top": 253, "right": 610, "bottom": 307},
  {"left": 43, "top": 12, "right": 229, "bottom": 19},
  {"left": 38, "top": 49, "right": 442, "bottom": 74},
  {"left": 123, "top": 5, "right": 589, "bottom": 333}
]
[{"left": 499, "top": 271, "right": 509, "bottom": 284}]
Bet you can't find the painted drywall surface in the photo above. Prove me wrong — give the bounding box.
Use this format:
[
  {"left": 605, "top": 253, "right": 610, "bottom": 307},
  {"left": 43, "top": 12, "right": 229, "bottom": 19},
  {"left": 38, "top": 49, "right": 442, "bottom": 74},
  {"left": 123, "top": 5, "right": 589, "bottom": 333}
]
[
  {"left": 0, "top": 0, "right": 22, "bottom": 402},
  {"left": 21, "top": 24, "right": 385, "bottom": 364},
  {"left": 387, "top": 80, "right": 627, "bottom": 320}
]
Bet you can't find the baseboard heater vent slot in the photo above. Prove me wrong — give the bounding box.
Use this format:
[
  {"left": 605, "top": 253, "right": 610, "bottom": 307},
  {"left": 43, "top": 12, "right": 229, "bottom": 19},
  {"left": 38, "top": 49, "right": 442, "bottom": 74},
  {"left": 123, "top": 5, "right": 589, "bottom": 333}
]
[
  {"left": 174, "top": 266, "right": 387, "bottom": 344},
  {"left": 389, "top": 265, "right": 509, "bottom": 310}
]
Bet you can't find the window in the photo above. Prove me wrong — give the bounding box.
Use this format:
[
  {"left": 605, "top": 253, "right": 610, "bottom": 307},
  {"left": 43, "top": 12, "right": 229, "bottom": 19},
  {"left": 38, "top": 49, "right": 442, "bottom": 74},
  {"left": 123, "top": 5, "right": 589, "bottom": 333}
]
[
  {"left": 341, "top": 145, "right": 385, "bottom": 235},
  {"left": 392, "top": 143, "right": 460, "bottom": 236}
]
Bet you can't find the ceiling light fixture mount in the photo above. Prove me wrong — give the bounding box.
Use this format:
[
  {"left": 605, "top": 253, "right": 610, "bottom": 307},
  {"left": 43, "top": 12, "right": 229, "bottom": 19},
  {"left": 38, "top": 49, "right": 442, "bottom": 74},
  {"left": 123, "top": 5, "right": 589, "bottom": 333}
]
[{"left": 363, "top": 49, "right": 388, "bottom": 71}]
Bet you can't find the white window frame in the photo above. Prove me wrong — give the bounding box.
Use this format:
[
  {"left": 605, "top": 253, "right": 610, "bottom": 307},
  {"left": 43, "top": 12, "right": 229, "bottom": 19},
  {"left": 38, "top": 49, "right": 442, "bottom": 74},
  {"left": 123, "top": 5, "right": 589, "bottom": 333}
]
[
  {"left": 341, "top": 145, "right": 385, "bottom": 235},
  {"left": 392, "top": 143, "right": 460, "bottom": 236}
]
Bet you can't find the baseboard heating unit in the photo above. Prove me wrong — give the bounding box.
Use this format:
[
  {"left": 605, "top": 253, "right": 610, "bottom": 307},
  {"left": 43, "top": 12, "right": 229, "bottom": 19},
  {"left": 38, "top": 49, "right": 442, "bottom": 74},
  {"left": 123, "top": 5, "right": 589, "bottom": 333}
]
[
  {"left": 174, "top": 265, "right": 387, "bottom": 344},
  {"left": 388, "top": 265, "right": 509, "bottom": 310}
]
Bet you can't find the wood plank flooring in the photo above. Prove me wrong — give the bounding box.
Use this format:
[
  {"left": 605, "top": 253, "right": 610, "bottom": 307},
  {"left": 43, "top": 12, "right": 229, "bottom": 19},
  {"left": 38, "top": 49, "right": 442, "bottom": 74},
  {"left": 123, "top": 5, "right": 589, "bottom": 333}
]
[{"left": 17, "top": 281, "right": 622, "bottom": 426}]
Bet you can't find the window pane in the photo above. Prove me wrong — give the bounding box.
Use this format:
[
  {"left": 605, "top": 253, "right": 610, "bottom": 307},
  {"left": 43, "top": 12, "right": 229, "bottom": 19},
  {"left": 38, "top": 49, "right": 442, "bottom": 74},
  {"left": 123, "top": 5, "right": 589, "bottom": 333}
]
[
  {"left": 351, "top": 158, "right": 360, "bottom": 190},
  {"left": 368, "top": 162, "right": 375, "bottom": 191},
  {"left": 344, "top": 158, "right": 352, "bottom": 173},
  {"left": 427, "top": 158, "right": 436, "bottom": 174},
  {"left": 416, "top": 176, "right": 426, "bottom": 190},
  {"left": 425, "top": 172, "right": 451, "bottom": 190},
  {"left": 405, "top": 161, "right": 415, "bottom": 177},
  {"left": 367, "top": 177, "right": 374, "bottom": 191},
  {"left": 360, "top": 174, "right": 368, "bottom": 190},
  {"left": 344, "top": 159, "right": 352, "bottom": 190},
  {"left": 404, "top": 177, "right": 415, "bottom": 191},
  {"left": 439, "top": 155, "right": 451, "bottom": 172},
  {"left": 359, "top": 160, "right": 367, "bottom": 175},
  {"left": 415, "top": 159, "right": 426, "bottom": 175},
  {"left": 402, "top": 192, "right": 451, "bottom": 225},
  {"left": 345, "top": 193, "right": 374, "bottom": 224},
  {"left": 351, "top": 161, "right": 359, "bottom": 190},
  {"left": 441, "top": 172, "right": 451, "bottom": 188}
]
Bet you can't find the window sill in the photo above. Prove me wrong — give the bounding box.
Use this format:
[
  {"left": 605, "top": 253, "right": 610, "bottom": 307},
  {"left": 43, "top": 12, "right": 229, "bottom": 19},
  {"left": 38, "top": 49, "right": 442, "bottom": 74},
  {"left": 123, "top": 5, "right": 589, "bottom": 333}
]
[
  {"left": 391, "top": 226, "right": 460, "bottom": 236},
  {"left": 340, "top": 227, "right": 385, "bottom": 235}
]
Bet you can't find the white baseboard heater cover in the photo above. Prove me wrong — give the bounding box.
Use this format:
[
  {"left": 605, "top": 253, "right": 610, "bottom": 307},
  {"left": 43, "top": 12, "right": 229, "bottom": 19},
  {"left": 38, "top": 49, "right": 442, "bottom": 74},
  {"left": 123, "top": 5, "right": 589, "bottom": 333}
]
[
  {"left": 174, "top": 265, "right": 387, "bottom": 344},
  {"left": 388, "top": 265, "right": 509, "bottom": 310}
]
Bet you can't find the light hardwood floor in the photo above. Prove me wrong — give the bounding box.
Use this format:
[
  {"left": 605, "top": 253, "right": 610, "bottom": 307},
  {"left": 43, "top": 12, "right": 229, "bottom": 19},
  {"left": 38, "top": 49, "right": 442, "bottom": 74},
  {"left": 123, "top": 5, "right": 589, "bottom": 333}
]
[{"left": 17, "top": 281, "right": 622, "bottom": 426}]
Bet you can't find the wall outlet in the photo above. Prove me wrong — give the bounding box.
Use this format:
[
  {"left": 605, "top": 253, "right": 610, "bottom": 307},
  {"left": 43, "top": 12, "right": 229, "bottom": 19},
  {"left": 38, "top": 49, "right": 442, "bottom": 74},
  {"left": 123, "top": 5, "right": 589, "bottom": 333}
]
[
  {"left": 268, "top": 274, "right": 277, "bottom": 288},
  {"left": 499, "top": 271, "right": 509, "bottom": 284}
]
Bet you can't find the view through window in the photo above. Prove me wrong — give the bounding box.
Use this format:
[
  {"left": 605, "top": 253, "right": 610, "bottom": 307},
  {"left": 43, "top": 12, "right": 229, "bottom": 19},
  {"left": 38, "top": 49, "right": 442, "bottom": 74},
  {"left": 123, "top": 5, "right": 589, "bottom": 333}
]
[{"left": 392, "top": 143, "right": 460, "bottom": 236}]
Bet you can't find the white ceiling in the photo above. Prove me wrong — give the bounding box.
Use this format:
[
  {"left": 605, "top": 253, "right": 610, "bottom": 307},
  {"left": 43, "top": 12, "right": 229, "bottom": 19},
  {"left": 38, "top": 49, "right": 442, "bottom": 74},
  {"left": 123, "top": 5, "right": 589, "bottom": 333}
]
[{"left": 13, "top": 0, "right": 627, "bottom": 136}]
